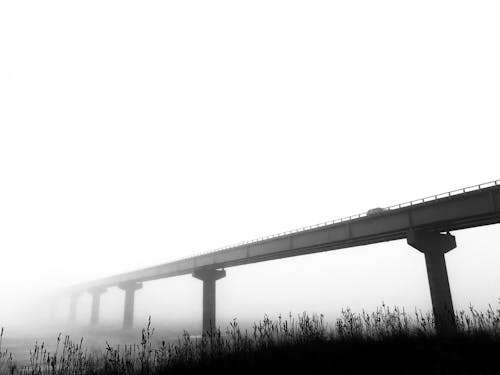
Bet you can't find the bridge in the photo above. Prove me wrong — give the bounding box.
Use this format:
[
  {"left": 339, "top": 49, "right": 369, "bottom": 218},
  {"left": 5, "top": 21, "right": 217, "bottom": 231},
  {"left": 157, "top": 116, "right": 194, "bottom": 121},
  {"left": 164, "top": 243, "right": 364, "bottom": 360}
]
[{"left": 63, "top": 180, "right": 500, "bottom": 335}]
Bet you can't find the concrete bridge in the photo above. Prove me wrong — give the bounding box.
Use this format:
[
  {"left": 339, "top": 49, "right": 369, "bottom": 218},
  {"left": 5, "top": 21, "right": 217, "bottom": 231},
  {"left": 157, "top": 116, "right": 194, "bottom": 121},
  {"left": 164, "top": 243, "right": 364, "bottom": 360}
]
[{"left": 64, "top": 180, "right": 500, "bottom": 335}]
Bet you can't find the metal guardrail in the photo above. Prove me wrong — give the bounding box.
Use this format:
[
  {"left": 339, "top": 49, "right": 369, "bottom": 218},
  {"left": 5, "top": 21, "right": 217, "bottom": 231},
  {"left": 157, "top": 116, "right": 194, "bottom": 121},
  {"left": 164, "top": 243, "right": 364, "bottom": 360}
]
[{"left": 175, "top": 179, "right": 500, "bottom": 262}]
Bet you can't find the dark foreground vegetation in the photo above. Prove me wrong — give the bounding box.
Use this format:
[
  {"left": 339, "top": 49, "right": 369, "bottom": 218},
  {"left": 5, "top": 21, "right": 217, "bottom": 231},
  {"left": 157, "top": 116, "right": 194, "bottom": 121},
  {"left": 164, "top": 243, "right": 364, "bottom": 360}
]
[{"left": 1, "top": 303, "right": 500, "bottom": 375}]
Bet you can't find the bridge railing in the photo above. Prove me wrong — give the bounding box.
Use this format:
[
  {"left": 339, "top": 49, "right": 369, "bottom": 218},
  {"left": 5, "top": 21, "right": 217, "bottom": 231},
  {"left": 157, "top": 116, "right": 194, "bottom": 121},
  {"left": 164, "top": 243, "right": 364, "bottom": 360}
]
[{"left": 177, "top": 179, "right": 500, "bottom": 261}]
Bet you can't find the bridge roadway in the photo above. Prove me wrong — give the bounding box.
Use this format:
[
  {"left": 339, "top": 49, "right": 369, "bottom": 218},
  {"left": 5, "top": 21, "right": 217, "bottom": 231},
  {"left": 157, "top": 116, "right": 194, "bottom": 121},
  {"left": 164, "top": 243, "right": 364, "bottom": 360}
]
[{"left": 65, "top": 180, "right": 500, "bottom": 335}]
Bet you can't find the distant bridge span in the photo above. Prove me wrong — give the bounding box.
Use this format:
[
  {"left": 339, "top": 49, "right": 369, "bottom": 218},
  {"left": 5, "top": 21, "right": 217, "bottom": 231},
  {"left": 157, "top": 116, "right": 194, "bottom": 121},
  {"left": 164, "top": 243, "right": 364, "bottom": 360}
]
[{"left": 65, "top": 180, "right": 500, "bottom": 335}]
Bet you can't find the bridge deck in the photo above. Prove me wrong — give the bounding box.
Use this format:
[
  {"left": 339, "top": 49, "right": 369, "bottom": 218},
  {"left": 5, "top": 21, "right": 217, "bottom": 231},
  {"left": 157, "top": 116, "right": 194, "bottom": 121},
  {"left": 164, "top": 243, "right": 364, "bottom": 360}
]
[{"left": 72, "top": 181, "right": 500, "bottom": 292}]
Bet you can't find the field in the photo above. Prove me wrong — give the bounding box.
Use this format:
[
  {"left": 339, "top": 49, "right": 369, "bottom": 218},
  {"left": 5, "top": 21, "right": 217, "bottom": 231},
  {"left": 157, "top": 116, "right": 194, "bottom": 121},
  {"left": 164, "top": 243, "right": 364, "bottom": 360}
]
[{"left": 1, "top": 303, "right": 500, "bottom": 374}]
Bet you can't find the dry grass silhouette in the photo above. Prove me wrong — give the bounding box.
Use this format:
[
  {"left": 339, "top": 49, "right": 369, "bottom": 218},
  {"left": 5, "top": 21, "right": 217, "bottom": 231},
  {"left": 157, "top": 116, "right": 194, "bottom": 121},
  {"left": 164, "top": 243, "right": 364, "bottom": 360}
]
[{"left": 1, "top": 302, "right": 499, "bottom": 374}]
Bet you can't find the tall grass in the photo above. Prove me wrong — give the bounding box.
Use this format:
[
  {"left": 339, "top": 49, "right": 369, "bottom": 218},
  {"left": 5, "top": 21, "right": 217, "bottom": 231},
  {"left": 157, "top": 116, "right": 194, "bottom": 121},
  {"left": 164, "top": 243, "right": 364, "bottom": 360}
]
[
  {"left": 1, "top": 302, "right": 500, "bottom": 374},
  {"left": 0, "top": 328, "right": 15, "bottom": 374}
]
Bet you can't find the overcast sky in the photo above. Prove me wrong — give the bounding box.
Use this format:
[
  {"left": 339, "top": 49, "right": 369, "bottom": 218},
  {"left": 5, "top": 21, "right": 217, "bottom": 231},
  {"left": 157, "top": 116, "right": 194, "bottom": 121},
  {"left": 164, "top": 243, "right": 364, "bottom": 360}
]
[{"left": 0, "top": 1, "right": 499, "bottom": 330}]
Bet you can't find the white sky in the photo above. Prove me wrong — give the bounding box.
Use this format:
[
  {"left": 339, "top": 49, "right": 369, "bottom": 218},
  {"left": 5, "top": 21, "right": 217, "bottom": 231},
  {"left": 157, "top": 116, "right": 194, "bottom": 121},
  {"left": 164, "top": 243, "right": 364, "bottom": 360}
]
[{"left": 0, "top": 0, "right": 499, "bottom": 330}]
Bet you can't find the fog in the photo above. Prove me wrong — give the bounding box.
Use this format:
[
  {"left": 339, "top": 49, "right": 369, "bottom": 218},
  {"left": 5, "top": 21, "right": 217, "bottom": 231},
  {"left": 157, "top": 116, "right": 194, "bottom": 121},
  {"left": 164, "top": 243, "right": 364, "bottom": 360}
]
[{"left": 0, "top": 0, "right": 499, "bottom": 355}]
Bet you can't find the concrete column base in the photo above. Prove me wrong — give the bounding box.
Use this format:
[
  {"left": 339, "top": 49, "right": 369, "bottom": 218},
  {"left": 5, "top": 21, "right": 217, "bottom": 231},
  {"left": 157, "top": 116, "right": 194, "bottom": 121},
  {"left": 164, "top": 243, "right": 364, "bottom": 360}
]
[
  {"left": 193, "top": 268, "right": 226, "bottom": 334},
  {"left": 408, "top": 230, "right": 457, "bottom": 335}
]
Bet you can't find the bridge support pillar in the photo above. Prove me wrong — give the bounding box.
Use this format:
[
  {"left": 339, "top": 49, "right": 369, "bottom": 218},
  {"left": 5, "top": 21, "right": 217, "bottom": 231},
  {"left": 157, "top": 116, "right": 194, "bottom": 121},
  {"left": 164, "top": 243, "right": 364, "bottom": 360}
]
[
  {"left": 119, "top": 282, "right": 143, "bottom": 329},
  {"left": 407, "top": 230, "right": 457, "bottom": 335},
  {"left": 68, "top": 293, "right": 81, "bottom": 324},
  {"left": 193, "top": 268, "right": 226, "bottom": 334},
  {"left": 49, "top": 296, "right": 58, "bottom": 320},
  {"left": 89, "top": 287, "right": 107, "bottom": 327}
]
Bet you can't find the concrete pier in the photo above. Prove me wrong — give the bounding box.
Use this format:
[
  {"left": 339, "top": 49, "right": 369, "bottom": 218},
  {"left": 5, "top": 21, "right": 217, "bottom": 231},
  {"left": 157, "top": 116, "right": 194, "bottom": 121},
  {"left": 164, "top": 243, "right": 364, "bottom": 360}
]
[
  {"left": 48, "top": 296, "right": 58, "bottom": 320},
  {"left": 193, "top": 268, "right": 226, "bottom": 334},
  {"left": 89, "top": 287, "right": 107, "bottom": 326},
  {"left": 68, "top": 293, "right": 81, "bottom": 323},
  {"left": 118, "top": 282, "right": 143, "bottom": 329},
  {"left": 407, "top": 230, "right": 457, "bottom": 335}
]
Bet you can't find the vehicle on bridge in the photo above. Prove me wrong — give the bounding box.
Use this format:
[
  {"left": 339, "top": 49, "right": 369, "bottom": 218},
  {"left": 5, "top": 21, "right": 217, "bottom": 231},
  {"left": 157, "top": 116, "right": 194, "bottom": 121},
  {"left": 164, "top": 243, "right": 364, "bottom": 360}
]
[{"left": 367, "top": 207, "right": 387, "bottom": 216}]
